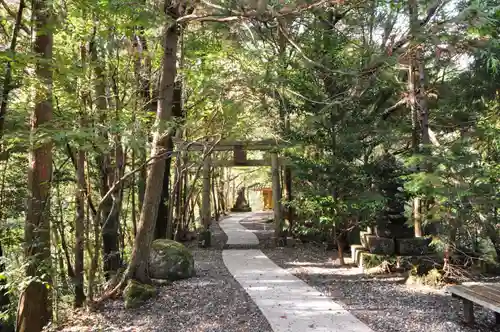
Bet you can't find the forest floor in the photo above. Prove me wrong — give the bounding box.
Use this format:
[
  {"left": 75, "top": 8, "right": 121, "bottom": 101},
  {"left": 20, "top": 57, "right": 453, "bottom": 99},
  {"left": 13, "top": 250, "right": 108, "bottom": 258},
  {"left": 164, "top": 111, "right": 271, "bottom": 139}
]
[{"left": 55, "top": 212, "right": 500, "bottom": 332}]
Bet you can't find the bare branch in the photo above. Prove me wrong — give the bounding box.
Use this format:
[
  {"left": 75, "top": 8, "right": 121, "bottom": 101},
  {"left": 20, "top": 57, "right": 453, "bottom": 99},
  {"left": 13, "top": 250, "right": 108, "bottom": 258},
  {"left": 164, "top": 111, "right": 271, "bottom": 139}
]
[{"left": 420, "top": 0, "right": 450, "bottom": 27}]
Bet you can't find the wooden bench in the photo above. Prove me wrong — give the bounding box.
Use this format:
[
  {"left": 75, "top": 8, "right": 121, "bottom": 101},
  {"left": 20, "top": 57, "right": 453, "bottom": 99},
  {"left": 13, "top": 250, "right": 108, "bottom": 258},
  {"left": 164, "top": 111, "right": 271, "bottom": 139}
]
[{"left": 449, "top": 283, "right": 500, "bottom": 325}]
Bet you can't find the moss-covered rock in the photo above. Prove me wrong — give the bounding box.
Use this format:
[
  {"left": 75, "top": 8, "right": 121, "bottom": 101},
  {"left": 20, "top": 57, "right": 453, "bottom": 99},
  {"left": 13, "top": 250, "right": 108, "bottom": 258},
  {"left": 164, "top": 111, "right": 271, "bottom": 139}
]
[
  {"left": 149, "top": 239, "right": 195, "bottom": 281},
  {"left": 123, "top": 280, "right": 156, "bottom": 309}
]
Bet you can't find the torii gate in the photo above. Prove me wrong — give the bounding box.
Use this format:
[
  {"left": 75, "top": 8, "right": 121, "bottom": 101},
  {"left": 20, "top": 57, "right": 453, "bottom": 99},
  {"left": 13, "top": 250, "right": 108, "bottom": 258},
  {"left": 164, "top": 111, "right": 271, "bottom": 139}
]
[{"left": 174, "top": 139, "right": 287, "bottom": 246}]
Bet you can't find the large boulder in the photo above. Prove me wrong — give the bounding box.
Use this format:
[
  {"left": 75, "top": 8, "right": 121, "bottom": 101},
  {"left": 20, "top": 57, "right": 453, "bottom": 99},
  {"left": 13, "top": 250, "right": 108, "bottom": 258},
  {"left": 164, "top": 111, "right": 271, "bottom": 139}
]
[{"left": 149, "top": 239, "right": 195, "bottom": 281}]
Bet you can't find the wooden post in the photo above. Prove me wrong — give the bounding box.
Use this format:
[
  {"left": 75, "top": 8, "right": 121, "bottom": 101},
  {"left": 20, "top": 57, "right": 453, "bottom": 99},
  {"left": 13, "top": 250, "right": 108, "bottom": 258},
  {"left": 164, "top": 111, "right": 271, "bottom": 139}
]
[
  {"left": 463, "top": 298, "right": 474, "bottom": 324},
  {"left": 271, "top": 152, "right": 283, "bottom": 244},
  {"left": 200, "top": 153, "right": 211, "bottom": 247}
]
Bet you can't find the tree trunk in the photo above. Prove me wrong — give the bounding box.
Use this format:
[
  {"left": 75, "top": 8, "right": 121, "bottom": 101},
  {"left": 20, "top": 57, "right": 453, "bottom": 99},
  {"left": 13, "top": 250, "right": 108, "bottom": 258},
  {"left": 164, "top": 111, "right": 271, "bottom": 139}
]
[
  {"left": 409, "top": 0, "right": 423, "bottom": 237},
  {"left": 74, "top": 147, "right": 86, "bottom": 307},
  {"left": 417, "top": 43, "right": 431, "bottom": 236},
  {"left": 155, "top": 136, "right": 173, "bottom": 239},
  {"left": 284, "top": 163, "right": 293, "bottom": 232},
  {"left": 135, "top": 29, "right": 155, "bottom": 211},
  {"left": 105, "top": 69, "right": 126, "bottom": 275},
  {"left": 156, "top": 82, "right": 182, "bottom": 239},
  {"left": 131, "top": 151, "right": 138, "bottom": 237},
  {"left": 0, "top": 242, "right": 12, "bottom": 331},
  {"left": 217, "top": 167, "right": 226, "bottom": 214},
  {"left": 125, "top": 23, "right": 178, "bottom": 284},
  {"left": 337, "top": 235, "right": 346, "bottom": 266},
  {"left": 271, "top": 152, "right": 283, "bottom": 243},
  {"left": 91, "top": 37, "right": 120, "bottom": 280},
  {"left": 200, "top": 153, "right": 212, "bottom": 247},
  {"left": 16, "top": 0, "right": 53, "bottom": 330},
  {"left": 212, "top": 170, "right": 220, "bottom": 221},
  {"left": 181, "top": 154, "right": 189, "bottom": 227},
  {"left": 169, "top": 147, "right": 182, "bottom": 239},
  {"left": 0, "top": 0, "right": 25, "bottom": 145}
]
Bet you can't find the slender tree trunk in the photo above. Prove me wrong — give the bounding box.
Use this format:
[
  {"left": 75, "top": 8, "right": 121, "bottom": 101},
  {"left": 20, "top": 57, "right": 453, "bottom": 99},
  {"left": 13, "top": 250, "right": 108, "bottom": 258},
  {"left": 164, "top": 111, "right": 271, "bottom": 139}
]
[
  {"left": 211, "top": 170, "right": 220, "bottom": 221},
  {"left": 104, "top": 65, "right": 125, "bottom": 274},
  {"left": 134, "top": 28, "right": 153, "bottom": 210},
  {"left": 0, "top": 0, "right": 25, "bottom": 145},
  {"left": 131, "top": 151, "right": 138, "bottom": 237},
  {"left": 90, "top": 37, "right": 120, "bottom": 279},
  {"left": 169, "top": 147, "right": 182, "bottom": 239},
  {"left": 200, "top": 153, "right": 212, "bottom": 247},
  {"left": 74, "top": 146, "right": 86, "bottom": 307},
  {"left": 0, "top": 242, "right": 12, "bottom": 331},
  {"left": 157, "top": 74, "right": 183, "bottom": 239},
  {"left": 217, "top": 167, "right": 226, "bottom": 214},
  {"left": 417, "top": 46, "right": 432, "bottom": 235},
  {"left": 54, "top": 184, "right": 73, "bottom": 290},
  {"left": 73, "top": 44, "right": 88, "bottom": 308},
  {"left": 336, "top": 235, "right": 346, "bottom": 266},
  {"left": 283, "top": 114, "right": 293, "bottom": 232},
  {"left": 156, "top": 86, "right": 183, "bottom": 240},
  {"left": 0, "top": 157, "right": 11, "bottom": 331},
  {"left": 16, "top": 0, "right": 53, "bottom": 330},
  {"left": 155, "top": 136, "right": 173, "bottom": 239},
  {"left": 180, "top": 154, "right": 189, "bottom": 226},
  {"left": 271, "top": 152, "right": 283, "bottom": 243},
  {"left": 125, "top": 23, "right": 178, "bottom": 284},
  {"left": 409, "top": 0, "right": 422, "bottom": 237},
  {"left": 87, "top": 157, "right": 100, "bottom": 301}
]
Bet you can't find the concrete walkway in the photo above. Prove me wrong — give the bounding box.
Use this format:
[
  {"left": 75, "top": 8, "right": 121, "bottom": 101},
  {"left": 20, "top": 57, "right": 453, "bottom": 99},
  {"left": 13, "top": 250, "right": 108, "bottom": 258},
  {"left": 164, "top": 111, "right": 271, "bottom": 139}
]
[
  {"left": 220, "top": 212, "right": 258, "bottom": 246},
  {"left": 220, "top": 212, "right": 374, "bottom": 332}
]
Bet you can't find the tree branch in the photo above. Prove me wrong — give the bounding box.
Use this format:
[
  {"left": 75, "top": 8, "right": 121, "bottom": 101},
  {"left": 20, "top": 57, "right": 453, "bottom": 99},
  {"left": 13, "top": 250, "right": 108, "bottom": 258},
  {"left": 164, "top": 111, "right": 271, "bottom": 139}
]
[
  {"left": 381, "top": 98, "right": 407, "bottom": 120},
  {"left": 177, "top": 0, "right": 337, "bottom": 24},
  {"left": 0, "top": 0, "right": 30, "bottom": 35}
]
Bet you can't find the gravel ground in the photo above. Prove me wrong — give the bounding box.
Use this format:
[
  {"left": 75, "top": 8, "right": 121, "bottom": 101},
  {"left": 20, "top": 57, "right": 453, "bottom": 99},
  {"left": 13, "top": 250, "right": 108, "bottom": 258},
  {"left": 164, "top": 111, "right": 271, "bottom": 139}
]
[
  {"left": 57, "top": 220, "right": 272, "bottom": 332},
  {"left": 242, "top": 213, "right": 500, "bottom": 332},
  {"left": 56, "top": 213, "right": 500, "bottom": 332}
]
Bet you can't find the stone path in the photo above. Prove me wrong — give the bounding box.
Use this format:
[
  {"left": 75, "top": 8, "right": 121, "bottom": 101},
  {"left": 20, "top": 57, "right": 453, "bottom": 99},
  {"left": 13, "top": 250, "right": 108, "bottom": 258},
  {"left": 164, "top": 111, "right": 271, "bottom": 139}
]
[{"left": 220, "top": 212, "right": 374, "bottom": 332}]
